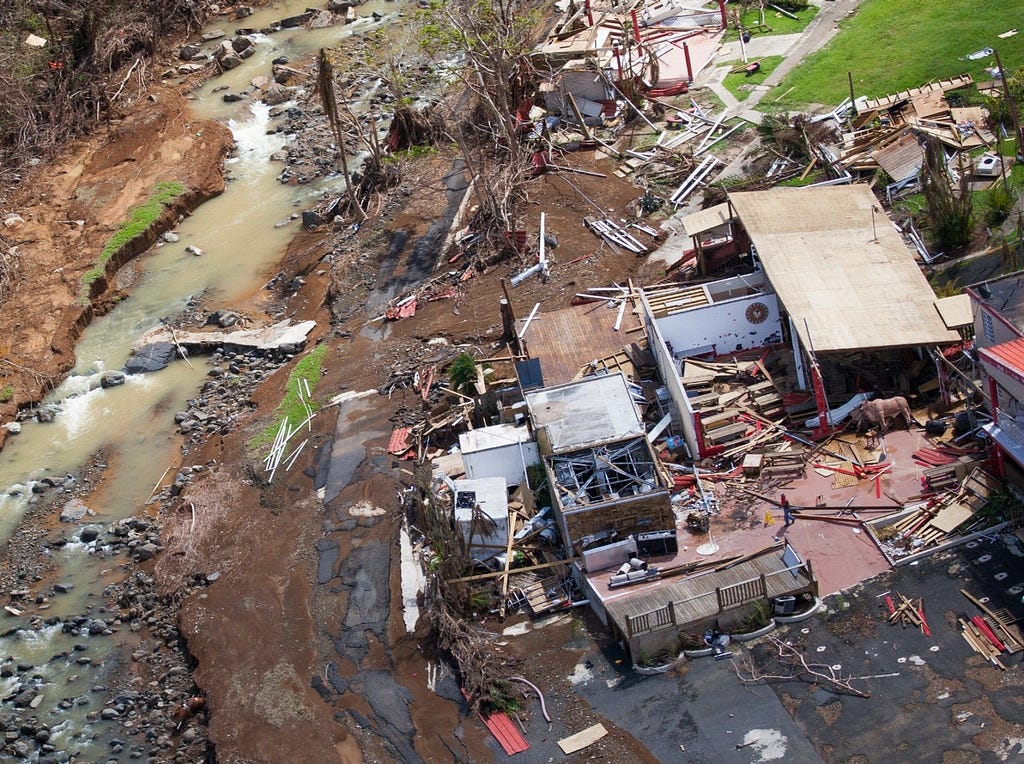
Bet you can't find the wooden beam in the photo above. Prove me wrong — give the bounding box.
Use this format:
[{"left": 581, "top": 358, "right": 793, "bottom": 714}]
[{"left": 446, "top": 558, "right": 577, "bottom": 584}]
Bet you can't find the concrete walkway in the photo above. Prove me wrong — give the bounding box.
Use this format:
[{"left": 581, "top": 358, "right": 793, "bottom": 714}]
[{"left": 694, "top": 0, "right": 865, "bottom": 120}]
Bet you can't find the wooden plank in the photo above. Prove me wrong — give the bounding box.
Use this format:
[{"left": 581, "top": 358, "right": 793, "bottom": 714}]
[
  {"left": 446, "top": 558, "right": 575, "bottom": 584},
  {"left": 558, "top": 724, "right": 608, "bottom": 755}
]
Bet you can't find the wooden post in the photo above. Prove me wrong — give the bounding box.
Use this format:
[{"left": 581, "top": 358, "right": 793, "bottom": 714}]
[
  {"left": 501, "top": 277, "right": 521, "bottom": 354},
  {"left": 683, "top": 41, "right": 693, "bottom": 83},
  {"left": 566, "top": 93, "right": 592, "bottom": 140},
  {"left": 994, "top": 49, "right": 1024, "bottom": 160}
]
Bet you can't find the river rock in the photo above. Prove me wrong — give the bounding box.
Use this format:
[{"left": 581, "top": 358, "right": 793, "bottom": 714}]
[
  {"left": 272, "top": 64, "right": 296, "bottom": 85},
  {"left": 36, "top": 407, "right": 56, "bottom": 423},
  {"left": 232, "top": 36, "right": 254, "bottom": 54},
  {"left": 262, "top": 84, "right": 292, "bottom": 106},
  {"left": 124, "top": 342, "right": 175, "bottom": 374},
  {"left": 79, "top": 524, "right": 102, "bottom": 543},
  {"left": 134, "top": 543, "right": 159, "bottom": 562},
  {"left": 2, "top": 421, "right": 21, "bottom": 434},
  {"left": 185, "top": 244, "right": 204, "bottom": 256},
  {"left": 3, "top": 213, "right": 25, "bottom": 229},
  {"left": 280, "top": 11, "right": 314, "bottom": 28},
  {"left": 178, "top": 44, "right": 201, "bottom": 60},
  {"left": 12, "top": 688, "right": 37, "bottom": 707},
  {"left": 162, "top": 231, "right": 180, "bottom": 243},
  {"left": 54, "top": 583, "right": 74, "bottom": 593},
  {"left": 100, "top": 371, "right": 126, "bottom": 388},
  {"left": 60, "top": 499, "right": 89, "bottom": 523},
  {"left": 86, "top": 619, "right": 108, "bottom": 635},
  {"left": 100, "top": 707, "right": 120, "bottom": 720},
  {"left": 215, "top": 44, "right": 243, "bottom": 71},
  {"left": 201, "top": 29, "right": 225, "bottom": 42},
  {"left": 205, "top": 309, "right": 240, "bottom": 328},
  {"left": 222, "top": 93, "right": 245, "bottom": 103},
  {"left": 236, "top": 5, "right": 254, "bottom": 18}
]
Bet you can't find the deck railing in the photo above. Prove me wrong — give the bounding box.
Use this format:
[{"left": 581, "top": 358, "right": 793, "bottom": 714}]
[{"left": 624, "top": 562, "right": 812, "bottom": 637}]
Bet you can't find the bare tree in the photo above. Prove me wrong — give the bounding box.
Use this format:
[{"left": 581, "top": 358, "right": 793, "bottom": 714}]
[
  {"left": 732, "top": 636, "right": 870, "bottom": 698},
  {"left": 317, "top": 48, "right": 366, "bottom": 222},
  {"left": 419, "top": 0, "right": 546, "bottom": 257}
]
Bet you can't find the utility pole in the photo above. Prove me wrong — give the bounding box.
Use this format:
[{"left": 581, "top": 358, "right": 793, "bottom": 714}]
[{"left": 993, "top": 49, "right": 1023, "bottom": 160}]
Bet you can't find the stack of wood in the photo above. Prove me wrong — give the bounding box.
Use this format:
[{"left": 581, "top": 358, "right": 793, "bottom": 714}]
[
  {"left": 959, "top": 589, "right": 1024, "bottom": 670},
  {"left": 885, "top": 592, "right": 930, "bottom": 636},
  {"left": 882, "top": 468, "right": 1001, "bottom": 554}
]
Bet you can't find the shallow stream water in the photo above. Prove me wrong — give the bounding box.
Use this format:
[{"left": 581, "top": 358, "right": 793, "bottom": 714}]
[{"left": 0, "top": 1, "right": 405, "bottom": 758}]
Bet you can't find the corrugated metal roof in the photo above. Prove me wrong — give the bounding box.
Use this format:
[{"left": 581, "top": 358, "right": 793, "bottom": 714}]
[{"left": 980, "top": 337, "right": 1024, "bottom": 383}]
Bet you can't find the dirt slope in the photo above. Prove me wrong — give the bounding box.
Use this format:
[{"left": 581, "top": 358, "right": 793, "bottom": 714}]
[{"left": 0, "top": 88, "right": 231, "bottom": 436}]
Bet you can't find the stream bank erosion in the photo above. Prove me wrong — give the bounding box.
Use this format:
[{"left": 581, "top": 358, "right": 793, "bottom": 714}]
[{"left": 0, "top": 89, "right": 232, "bottom": 441}]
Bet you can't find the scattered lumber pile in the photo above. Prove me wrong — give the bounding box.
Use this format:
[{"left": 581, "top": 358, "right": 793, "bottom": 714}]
[
  {"left": 884, "top": 592, "right": 930, "bottom": 636},
  {"left": 869, "top": 468, "right": 1004, "bottom": 561},
  {"left": 959, "top": 589, "right": 1024, "bottom": 670},
  {"left": 825, "top": 75, "right": 990, "bottom": 184}
]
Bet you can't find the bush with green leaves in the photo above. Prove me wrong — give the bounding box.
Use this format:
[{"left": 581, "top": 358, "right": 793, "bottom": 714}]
[{"left": 448, "top": 352, "right": 477, "bottom": 395}]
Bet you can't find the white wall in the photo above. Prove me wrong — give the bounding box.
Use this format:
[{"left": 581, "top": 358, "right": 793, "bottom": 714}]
[
  {"left": 463, "top": 442, "right": 541, "bottom": 487},
  {"left": 655, "top": 293, "right": 781, "bottom": 358},
  {"left": 644, "top": 301, "right": 699, "bottom": 459}
]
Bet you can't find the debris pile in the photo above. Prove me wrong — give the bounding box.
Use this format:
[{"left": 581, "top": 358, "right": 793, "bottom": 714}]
[{"left": 959, "top": 588, "right": 1024, "bottom": 670}]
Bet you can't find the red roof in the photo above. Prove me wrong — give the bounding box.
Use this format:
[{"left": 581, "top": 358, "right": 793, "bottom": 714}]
[{"left": 980, "top": 337, "right": 1024, "bottom": 384}]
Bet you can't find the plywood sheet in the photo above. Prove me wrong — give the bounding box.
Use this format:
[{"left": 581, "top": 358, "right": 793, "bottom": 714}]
[
  {"left": 728, "top": 186, "right": 959, "bottom": 353},
  {"left": 558, "top": 724, "right": 608, "bottom": 754}
]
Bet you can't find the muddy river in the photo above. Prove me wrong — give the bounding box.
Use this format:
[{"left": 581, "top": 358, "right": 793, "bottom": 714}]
[{"left": 0, "top": 1, "right": 405, "bottom": 758}]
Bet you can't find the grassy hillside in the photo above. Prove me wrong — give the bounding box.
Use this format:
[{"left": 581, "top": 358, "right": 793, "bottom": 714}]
[{"left": 773, "top": 0, "right": 1024, "bottom": 108}]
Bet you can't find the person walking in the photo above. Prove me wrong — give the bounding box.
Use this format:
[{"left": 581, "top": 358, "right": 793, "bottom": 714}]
[{"left": 773, "top": 494, "right": 794, "bottom": 542}]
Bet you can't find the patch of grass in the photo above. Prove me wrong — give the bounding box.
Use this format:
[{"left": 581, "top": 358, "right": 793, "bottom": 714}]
[
  {"left": 722, "top": 3, "right": 817, "bottom": 41},
  {"left": 722, "top": 56, "right": 785, "bottom": 102},
  {"left": 251, "top": 344, "right": 329, "bottom": 449},
  {"left": 0, "top": 385, "right": 12, "bottom": 403},
  {"left": 771, "top": 0, "right": 1024, "bottom": 110},
  {"left": 79, "top": 181, "right": 184, "bottom": 300}
]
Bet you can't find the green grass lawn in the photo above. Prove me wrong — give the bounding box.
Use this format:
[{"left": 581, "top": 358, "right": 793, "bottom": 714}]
[
  {"left": 722, "top": 56, "right": 785, "bottom": 101},
  {"left": 770, "top": 0, "right": 1024, "bottom": 109},
  {"left": 722, "top": 4, "right": 818, "bottom": 41}
]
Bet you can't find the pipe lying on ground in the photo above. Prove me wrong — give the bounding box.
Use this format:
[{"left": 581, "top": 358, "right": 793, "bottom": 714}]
[{"left": 509, "top": 676, "right": 552, "bottom": 724}]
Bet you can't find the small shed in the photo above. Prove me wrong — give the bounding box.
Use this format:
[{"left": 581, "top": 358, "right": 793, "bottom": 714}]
[
  {"left": 453, "top": 477, "right": 509, "bottom": 562},
  {"left": 459, "top": 424, "right": 540, "bottom": 487}
]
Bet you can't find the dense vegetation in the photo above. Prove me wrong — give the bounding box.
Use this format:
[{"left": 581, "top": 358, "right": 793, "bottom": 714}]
[{"left": 0, "top": 0, "right": 213, "bottom": 178}]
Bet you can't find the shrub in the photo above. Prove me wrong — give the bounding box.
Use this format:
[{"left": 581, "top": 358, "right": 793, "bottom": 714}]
[
  {"left": 984, "top": 185, "right": 1017, "bottom": 227},
  {"left": 448, "top": 352, "right": 477, "bottom": 394},
  {"left": 252, "top": 343, "right": 329, "bottom": 449}
]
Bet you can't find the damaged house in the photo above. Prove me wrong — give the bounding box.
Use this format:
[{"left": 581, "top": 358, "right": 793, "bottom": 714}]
[
  {"left": 524, "top": 373, "right": 674, "bottom": 554},
  {"left": 646, "top": 185, "right": 963, "bottom": 458},
  {"left": 532, "top": 0, "right": 725, "bottom": 122},
  {"left": 967, "top": 271, "right": 1024, "bottom": 484}
]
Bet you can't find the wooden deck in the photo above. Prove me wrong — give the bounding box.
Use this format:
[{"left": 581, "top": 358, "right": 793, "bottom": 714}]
[
  {"left": 518, "top": 301, "right": 642, "bottom": 386},
  {"left": 602, "top": 548, "right": 815, "bottom": 638}
]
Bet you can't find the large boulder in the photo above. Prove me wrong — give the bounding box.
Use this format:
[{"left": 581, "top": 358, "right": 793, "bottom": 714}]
[
  {"left": 232, "top": 36, "right": 255, "bottom": 54},
  {"left": 215, "top": 41, "right": 243, "bottom": 71},
  {"left": 124, "top": 342, "right": 176, "bottom": 374},
  {"left": 263, "top": 84, "right": 293, "bottom": 106}
]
